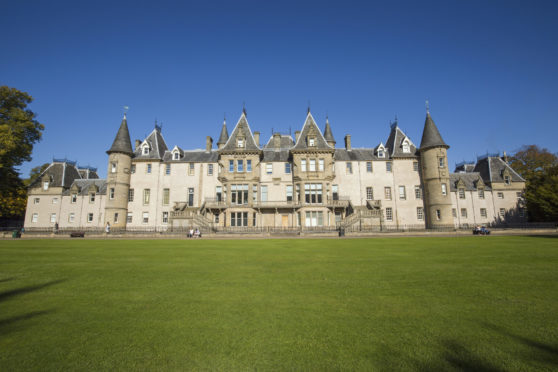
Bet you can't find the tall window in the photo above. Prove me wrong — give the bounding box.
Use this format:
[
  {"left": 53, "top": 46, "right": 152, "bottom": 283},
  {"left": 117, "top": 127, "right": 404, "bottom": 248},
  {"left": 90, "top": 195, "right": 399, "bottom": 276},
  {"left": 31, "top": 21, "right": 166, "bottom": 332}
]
[
  {"left": 237, "top": 160, "right": 244, "bottom": 172},
  {"left": 208, "top": 164, "right": 214, "bottom": 176},
  {"left": 114, "top": 213, "right": 119, "bottom": 223},
  {"left": 285, "top": 163, "right": 291, "bottom": 174},
  {"left": 128, "top": 189, "right": 134, "bottom": 202},
  {"left": 216, "top": 186, "right": 222, "bottom": 202},
  {"left": 441, "top": 183, "right": 447, "bottom": 196},
  {"left": 398, "top": 186, "right": 406, "bottom": 200},
  {"left": 43, "top": 181, "right": 49, "bottom": 190},
  {"left": 438, "top": 157, "right": 445, "bottom": 168},
  {"left": 71, "top": 194, "right": 77, "bottom": 203},
  {"left": 162, "top": 212, "right": 169, "bottom": 224},
  {"left": 384, "top": 187, "right": 392, "bottom": 200},
  {"left": 131, "top": 164, "right": 136, "bottom": 174},
  {"left": 109, "top": 188, "right": 115, "bottom": 199},
  {"left": 231, "top": 212, "right": 248, "bottom": 226},
  {"left": 417, "top": 207, "right": 424, "bottom": 220},
  {"left": 318, "top": 159, "right": 324, "bottom": 172},
  {"left": 87, "top": 213, "right": 93, "bottom": 222},
  {"left": 452, "top": 209, "right": 457, "bottom": 218},
  {"left": 111, "top": 162, "right": 117, "bottom": 173},
  {"left": 499, "top": 208, "right": 505, "bottom": 218},
  {"left": 69, "top": 213, "right": 75, "bottom": 223},
  {"left": 478, "top": 189, "right": 485, "bottom": 199},
  {"left": 266, "top": 163, "right": 272, "bottom": 174},
  {"left": 147, "top": 164, "right": 152, "bottom": 173},
  {"left": 231, "top": 184, "right": 249, "bottom": 205},
  {"left": 189, "top": 163, "right": 195, "bottom": 176},
  {"left": 310, "top": 159, "right": 316, "bottom": 172},
  {"left": 386, "top": 208, "right": 393, "bottom": 221},
  {"left": 252, "top": 185, "right": 258, "bottom": 202},
  {"left": 127, "top": 213, "right": 133, "bottom": 223},
  {"left": 261, "top": 185, "right": 268, "bottom": 202},
  {"left": 173, "top": 152, "right": 180, "bottom": 160},
  {"left": 143, "top": 189, "right": 150, "bottom": 204},
  {"left": 304, "top": 183, "right": 323, "bottom": 203},
  {"left": 459, "top": 188, "right": 465, "bottom": 199},
  {"left": 366, "top": 162, "right": 373, "bottom": 173},
  {"left": 165, "top": 164, "right": 171, "bottom": 175},
  {"left": 143, "top": 146, "right": 149, "bottom": 155},
  {"left": 504, "top": 175, "right": 511, "bottom": 185},
  {"left": 247, "top": 160, "right": 252, "bottom": 172},
  {"left": 414, "top": 186, "right": 422, "bottom": 199},
  {"left": 188, "top": 188, "right": 194, "bottom": 206},
  {"left": 142, "top": 212, "right": 149, "bottom": 223},
  {"left": 286, "top": 185, "right": 293, "bottom": 202},
  {"left": 50, "top": 213, "right": 57, "bottom": 223},
  {"left": 461, "top": 208, "right": 467, "bottom": 218},
  {"left": 346, "top": 162, "right": 353, "bottom": 174},
  {"left": 386, "top": 162, "right": 392, "bottom": 172},
  {"left": 305, "top": 211, "right": 324, "bottom": 227},
  {"left": 413, "top": 161, "right": 419, "bottom": 171},
  {"left": 229, "top": 160, "right": 234, "bottom": 172},
  {"left": 163, "top": 188, "right": 170, "bottom": 205},
  {"left": 332, "top": 185, "right": 339, "bottom": 200},
  {"left": 480, "top": 208, "right": 487, "bottom": 218},
  {"left": 90, "top": 193, "right": 96, "bottom": 203},
  {"left": 301, "top": 159, "right": 307, "bottom": 172},
  {"left": 436, "top": 209, "right": 441, "bottom": 220},
  {"left": 366, "top": 187, "right": 373, "bottom": 200}
]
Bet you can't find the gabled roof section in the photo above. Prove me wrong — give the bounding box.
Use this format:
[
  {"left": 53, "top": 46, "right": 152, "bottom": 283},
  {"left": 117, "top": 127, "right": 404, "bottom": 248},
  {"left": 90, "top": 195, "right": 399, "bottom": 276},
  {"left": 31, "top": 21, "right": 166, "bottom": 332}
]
[
  {"left": 220, "top": 112, "right": 260, "bottom": 152},
  {"left": 162, "top": 150, "right": 219, "bottom": 163},
  {"left": 107, "top": 114, "right": 133, "bottom": 155},
  {"left": 449, "top": 173, "right": 490, "bottom": 191},
  {"left": 263, "top": 135, "right": 294, "bottom": 149},
  {"left": 133, "top": 127, "right": 168, "bottom": 160},
  {"left": 385, "top": 123, "right": 418, "bottom": 158},
  {"left": 28, "top": 161, "right": 82, "bottom": 189},
  {"left": 217, "top": 119, "right": 229, "bottom": 146},
  {"left": 474, "top": 156, "right": 525, "bottom": 184},
  {"left": 65, "top": 179, "right": 107, "bottom": 196},
  {"left": 419, "top": 113, "right": 449, "bottom": 151},
  {"left": 292, "top": 112, "right": 333, "bottom": 151}
]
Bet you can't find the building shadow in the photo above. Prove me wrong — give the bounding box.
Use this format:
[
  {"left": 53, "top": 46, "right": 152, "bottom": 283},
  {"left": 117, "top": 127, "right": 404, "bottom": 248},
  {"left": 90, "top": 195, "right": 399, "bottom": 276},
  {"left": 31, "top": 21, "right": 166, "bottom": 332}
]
[
  {"left": 0, "top": 277, "right": 15, "bottom": 284},
  {"left": 0, "top": 310, "right": 54, "bottom": 336},
  {"left": 0, "top": 279, "right": 67, "bottom": 303}
]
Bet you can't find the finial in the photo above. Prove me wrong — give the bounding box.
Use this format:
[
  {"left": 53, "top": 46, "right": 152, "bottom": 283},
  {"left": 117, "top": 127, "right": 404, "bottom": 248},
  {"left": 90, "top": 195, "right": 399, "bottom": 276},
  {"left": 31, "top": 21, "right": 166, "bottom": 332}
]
[
  {"left": 242, "top": 101, "right": 247, "bottom": 116},
  {"left": 394, "top": 115, "right": 398, "bottom": 125},
  {"left": 123, "top": 105, "right": 129, "bottom": 118},
  {"left": 307, "top": 100, "right": 311, "bottom": 114},
  {"left": 425, "top": 99, "right": 430, "bottom": 114}
]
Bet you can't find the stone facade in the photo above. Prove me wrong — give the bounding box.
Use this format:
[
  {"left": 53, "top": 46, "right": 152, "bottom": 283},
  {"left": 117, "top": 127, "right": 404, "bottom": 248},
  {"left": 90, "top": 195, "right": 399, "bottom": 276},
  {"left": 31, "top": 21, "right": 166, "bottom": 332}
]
[{"left": 24, "top": 109, "right": 527, "bottom": 231}]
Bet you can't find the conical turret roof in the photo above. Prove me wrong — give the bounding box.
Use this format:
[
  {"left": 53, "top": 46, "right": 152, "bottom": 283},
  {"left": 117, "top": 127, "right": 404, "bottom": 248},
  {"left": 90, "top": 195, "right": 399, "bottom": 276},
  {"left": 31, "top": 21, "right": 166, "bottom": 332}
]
[
  {"left": 324, "top": 118, "right": 335, "bottom": 145},
  {"left": 217, "top": 119, "right": 229, "bottom": 145},
  {"left": 419, "top": 113, "right": 448, "bottom": 151},
  {"left": 107, "top": 114, "right": 133, "bottom": 155}
]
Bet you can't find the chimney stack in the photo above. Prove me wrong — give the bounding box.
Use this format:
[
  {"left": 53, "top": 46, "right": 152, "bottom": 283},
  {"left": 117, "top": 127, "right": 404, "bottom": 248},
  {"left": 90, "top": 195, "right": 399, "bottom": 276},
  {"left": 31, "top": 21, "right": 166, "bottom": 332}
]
[
  {"left": 254, "top": 131, "right": 260, "bottom": 147},
  {"left": 135, "top": 140, "right": 141, "bottom": 150},
  {"left": 344, "top": 135, "right": 351, "bottom": 151},
  {"left": 206, "top": 136, "right": 213, "bottom": 152},
  {"left": 295, "top": 131, "right": 301, "bottom": 143},
  {"left": 273, "top": 133, "right": 281, "bottom": 149}
]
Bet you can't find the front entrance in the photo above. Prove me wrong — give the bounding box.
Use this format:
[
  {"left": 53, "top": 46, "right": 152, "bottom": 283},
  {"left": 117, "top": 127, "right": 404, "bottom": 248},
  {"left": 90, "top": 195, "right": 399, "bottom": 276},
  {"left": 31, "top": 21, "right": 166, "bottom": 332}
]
[{"left": 281, "top": 215, "right": 288, "bottom": 228}]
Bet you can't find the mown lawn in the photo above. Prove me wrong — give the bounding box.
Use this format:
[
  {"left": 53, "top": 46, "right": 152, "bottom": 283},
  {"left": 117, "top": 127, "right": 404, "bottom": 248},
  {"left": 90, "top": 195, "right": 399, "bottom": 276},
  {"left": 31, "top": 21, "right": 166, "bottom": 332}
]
[{"left": 0, "top": 236, "right": 557, "bottom": 371}]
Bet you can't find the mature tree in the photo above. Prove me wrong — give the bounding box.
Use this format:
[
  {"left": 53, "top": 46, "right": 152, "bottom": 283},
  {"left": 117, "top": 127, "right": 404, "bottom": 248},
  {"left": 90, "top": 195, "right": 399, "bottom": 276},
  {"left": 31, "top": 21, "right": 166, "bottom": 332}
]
[
  {"left": 0, "top": 86, "right": 45, "bottom": 218},
  {"left": 509, "top": 145, "right": 558, "bottom": 222},
  {"left": 24, "top": 162, "right": 50, "bottom": 187}
]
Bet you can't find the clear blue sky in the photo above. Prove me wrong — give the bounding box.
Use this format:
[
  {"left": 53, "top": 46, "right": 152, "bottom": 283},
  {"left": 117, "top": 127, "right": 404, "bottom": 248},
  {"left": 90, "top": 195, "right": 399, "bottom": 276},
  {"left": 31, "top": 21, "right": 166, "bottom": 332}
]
[{"left": 3, "top": 0, "right": 558, "bottom": 177}]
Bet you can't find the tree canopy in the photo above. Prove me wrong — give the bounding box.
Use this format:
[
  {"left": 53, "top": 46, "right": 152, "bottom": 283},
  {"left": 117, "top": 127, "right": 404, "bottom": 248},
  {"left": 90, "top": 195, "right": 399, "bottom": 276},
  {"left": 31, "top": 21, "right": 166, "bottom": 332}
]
[
  {"left": 509, "top": 145, "right": 558, "bottom": 222},
  {"left": 0, "top": 86, "right": 45, "bottom": 218}
]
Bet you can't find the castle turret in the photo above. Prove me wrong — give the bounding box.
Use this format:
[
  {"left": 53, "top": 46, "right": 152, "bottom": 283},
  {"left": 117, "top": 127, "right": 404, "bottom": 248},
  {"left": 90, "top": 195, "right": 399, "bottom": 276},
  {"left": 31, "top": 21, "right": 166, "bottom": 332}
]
[
  {"left": 217, "top": 118, "right": 229, "bottom": 149},
  {"left": 105, "top": 114, "right": 133, "bottom": 229},
  {"left": 324, "top": 117, "right": 336, "bottom": 147},
  {"left": 419, "top": 111, "right": 453, "bottom": 228}
]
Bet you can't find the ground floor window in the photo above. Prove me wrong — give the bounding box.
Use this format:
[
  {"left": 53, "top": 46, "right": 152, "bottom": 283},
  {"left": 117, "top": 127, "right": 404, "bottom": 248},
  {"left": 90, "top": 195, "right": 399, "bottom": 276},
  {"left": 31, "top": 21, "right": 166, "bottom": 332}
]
[
  {"left": 416, "top": 207, "right": 424, "bottom": 220},
  {"left": 87, "top": 213, "right": 93, "bottom": 223},
  {"left": 142, "top": 212, "right": 149, "bottom": 224},
  {"left": 461, "top": 208, "right": 467, "bottom": 218},
  {"left": 162, "top": 211, "right": 169, "bottom": 224},
  {"left": 32, "top": 213, "right": 38, "bottom": 223},
  {"left": 452, "top": 208, "right": 457, "bottom": 218},
  {"left": 231, "top": 212, "right": 248, "bottom": 227},
  {"left": 50, "top": 213, "right": 57, "bottom": 223},
  {"left": 385, "top": 207, "right": 393, "bottom": 221},
  {"left": 127, "top": 212, "right": 133, "bottom": 223},
  {"left": 480, "top": 208, "right": 487, "bottom": 218},
  {"left": 305, "top": 211, "right": 324, "bottom": 227},
  {"left": 499, "top": 208, "right": 505, "bottom": 218},
  {"left": 335, "top": 212, "right": 342, "bottom": 224},
  {"left": 214, "top": 213, "right": 219, "bottom": 223},
  {"left": 69, "top": 213, "right": 75, "bottom": 223}
]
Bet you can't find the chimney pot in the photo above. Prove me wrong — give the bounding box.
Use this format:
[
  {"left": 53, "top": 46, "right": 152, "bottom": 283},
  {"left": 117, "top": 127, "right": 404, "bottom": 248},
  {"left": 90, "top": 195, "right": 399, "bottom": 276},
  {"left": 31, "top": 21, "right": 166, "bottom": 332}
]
[
  {"left": 206, "top": 136, "right": 213, "bottom": 152},
  {"left": 295, "top": 131, "right": 301, "bottom": 143},
  {"left": 344, "top": 135, "right": 351, "bottom": 151},
  {"left": 254, "top": 131, "right": 260, "bottom": 147}
]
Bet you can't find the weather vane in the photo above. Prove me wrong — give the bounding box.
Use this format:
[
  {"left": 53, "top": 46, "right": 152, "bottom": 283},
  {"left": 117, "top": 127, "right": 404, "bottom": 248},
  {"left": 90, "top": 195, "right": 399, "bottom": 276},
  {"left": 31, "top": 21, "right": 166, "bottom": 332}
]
[
  {"left": 425, "top": 99, "right": 430, "bottom": 114},
  {"left": 123, "top": 106, "right": 129, "bottom": 116}
]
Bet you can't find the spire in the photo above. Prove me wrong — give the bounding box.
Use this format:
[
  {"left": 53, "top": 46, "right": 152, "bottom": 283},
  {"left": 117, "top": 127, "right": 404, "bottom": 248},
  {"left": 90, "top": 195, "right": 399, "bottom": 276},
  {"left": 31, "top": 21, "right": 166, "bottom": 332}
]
[
  {"left": 419, "top": 112, "right": 449, "bottom": 151},
  {"left": 324, "top": 116, "right": 336, "bottom": 146},
  {"left": 217, "top": 117, "right": 229, "bottom": 146},
  {"left": 107, "top": 114, "right": 133, "bottom": 155}
]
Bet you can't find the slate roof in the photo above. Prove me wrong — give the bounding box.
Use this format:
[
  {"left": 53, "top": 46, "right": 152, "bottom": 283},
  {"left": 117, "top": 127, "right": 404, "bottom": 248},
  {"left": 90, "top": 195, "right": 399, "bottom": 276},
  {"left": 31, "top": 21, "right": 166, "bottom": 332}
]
[
  {"left": 220, "top": 112, "right": 261, "bottom": 152},
  {"left": 262, "top": 149, "right": 290, "bottom": 162},
  {"left": 133, "top": 128, "right": 168, "bottom": 160},
  {"left": 385, "top": 123, "right": 418, "bottom": 158},
  {"left": 292, "top": 112, "right": 333, "bottom": 151},
  {"left": 264, "top": 134, "right": 294, "bottom": 149},
  {"left": 474, "top": 156, "right": 525, "bottom": 184},
  {"left": 335, "top": 148, "right": 380, "bottom": 161},
  {"left": 323, "top": 119, "right": 335, "bottom": 144},
  {"left": 217, "top": 120, "right": 229, "bottom": 146},
  {"left": 64, "top": 179, "right": 107, "bottom": 195},
  {"left": 454, "top": 163, "right": 476, "bottom": 173},
  {"left": 28, "top": 161, "right": 82, "bottom": 189},
  {"left": 78, "top": 168, "right": 99, "bottom": 179},
  {"left": 162, "top": 150, "right": 219, "bottom": 162},
  {"left": 107, "top": 115, "right": 133, "bottom": 155},
  {"left": 449, "top": 173, "right": 490, "bottom": 191},
  {"left": 419, "top": 113, "right": 449, "bottom": 151}
]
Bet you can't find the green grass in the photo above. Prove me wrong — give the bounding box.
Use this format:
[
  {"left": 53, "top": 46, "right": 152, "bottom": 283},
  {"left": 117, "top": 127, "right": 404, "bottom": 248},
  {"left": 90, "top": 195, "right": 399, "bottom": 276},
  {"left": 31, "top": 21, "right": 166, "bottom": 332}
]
[{"left": 1, "top": 236, "right": 557, "bottom": 371}]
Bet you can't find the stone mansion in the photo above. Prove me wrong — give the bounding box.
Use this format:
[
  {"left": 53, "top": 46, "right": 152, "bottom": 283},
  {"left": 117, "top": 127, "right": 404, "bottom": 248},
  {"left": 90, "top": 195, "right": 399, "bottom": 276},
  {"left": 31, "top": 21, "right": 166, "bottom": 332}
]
[{"left": 24, "top": 108, "right": 526, "bottom": 231}]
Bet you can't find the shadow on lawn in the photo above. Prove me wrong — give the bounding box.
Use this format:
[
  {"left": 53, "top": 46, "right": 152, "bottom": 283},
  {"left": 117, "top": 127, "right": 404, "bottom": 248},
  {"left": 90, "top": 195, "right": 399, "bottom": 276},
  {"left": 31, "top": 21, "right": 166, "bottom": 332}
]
[
  {"left": 0, "top": 310, "right": 54, "bottom": 336},
  {"left": 0, "top": 279, "right": 67, "bottom": 303},
  {"left": 481, "top": 322, "right": 558, "bottom": 367},
  {"left": 0, "top": 277, "right": 15, "bottom": 284}
]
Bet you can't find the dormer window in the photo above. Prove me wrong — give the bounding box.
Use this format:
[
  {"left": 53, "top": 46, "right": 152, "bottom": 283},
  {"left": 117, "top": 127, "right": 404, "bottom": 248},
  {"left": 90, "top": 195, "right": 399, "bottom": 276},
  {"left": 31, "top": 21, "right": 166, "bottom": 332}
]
[
  {"left": 142, "top": 146, "right": 149, "bottom": 155},
  {"left": 173, "top": 152, "right": 180, "bottom": 160},
  {"left": 504, "top": 175, "right": 511, "bottom": 185},
  {"left": 237, "top": 138, "right": 244, "bottom": 148},
  {"left": 378, "top": 150, "right": 385, "bottom": 158},
  {"left": 308, "top": 137, "right": 315, "bottom": 147},
  {"left": 43, "top": 181, "right": 49, "bottom": 190},
  {"left": 402, "top": 141, "right": 410, "bottom": 153}
]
